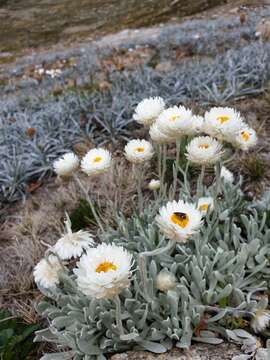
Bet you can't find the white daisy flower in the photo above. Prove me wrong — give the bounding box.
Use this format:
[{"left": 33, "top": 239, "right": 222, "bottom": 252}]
[
  {"left": 186, "top": 136, "right": 223, "bottom": 165},
  {"left": 197, "top": 197, "right": 214, "bottom": 215},
  {"left": 156, "top": 269, "right": 177, "bottom": 292},
  {"left": 204, "top": 107, "right": 244, "bottom": 141},
  {"left": 148, "top": 179, "right": 160, "bottom": 191},
  {"left": 133, "top": 97, "right": 165, "bottom": 126},
  {"left": 53, "top": 215, "right": 94, "bottom": 260},
  {"left": 124, "top": 139, "right": 154, "bottom": 164},
  {"left": 74, "top": 243, "right": 133, "bottom": 299},
  {"left": 221, "top": 166, "right": 234, "bottom": 184},
  {"left": 33, "top": 255, "right": 62, "bottom": 289},
  {"left": 251, "top": 309, "right": 270, "bottom": 333},
  {"left": 53, "top": 152, "right": 79, "bottom": 177},
  {"left": 45, "top": 69, "right": 62, "bottom": 78},
  {"left": 81, "top": 148, "right": 111, "bottom": 176},
  {"left": 156, "top": 200, "right": 202, "bottom": 243},
  {"left": 149, "top": 122, "right": 174, "bottom": 144},
  {"left": 36, "top": 67, "right": 45, "bottom": 75},
  {"left": 234, "top": 127, "right": 257, "bottom": 151},
  {"left": 156, "top": 106, "right": 193, "bottom": 138}
]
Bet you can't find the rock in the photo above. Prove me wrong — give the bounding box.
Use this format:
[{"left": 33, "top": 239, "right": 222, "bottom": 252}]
[{"left": 110, "top": 343, "right": 242, "bottom": 360}]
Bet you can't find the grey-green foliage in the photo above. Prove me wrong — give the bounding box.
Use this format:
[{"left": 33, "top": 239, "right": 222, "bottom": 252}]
[{"left": 35, "top": 179, "right": 270, "bottom": 359}]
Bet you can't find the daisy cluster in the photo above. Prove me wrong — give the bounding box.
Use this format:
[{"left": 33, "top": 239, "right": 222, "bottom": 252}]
[
  {"left": 134, "top": 97, "right": 257, "bottom": 163},
  {"left": 53, "top": 148, "right": 112, "bottom": 178},
  {"left": 34, "top": 96, "right": 270, "bottom": 360},
  {"left": 34, "top": 213, "right": 133, "bottom": 299}
]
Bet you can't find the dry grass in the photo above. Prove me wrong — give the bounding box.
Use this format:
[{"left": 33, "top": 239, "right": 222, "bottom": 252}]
[{"left": 228, "top": 94, "right": 270, "bottom": 195}]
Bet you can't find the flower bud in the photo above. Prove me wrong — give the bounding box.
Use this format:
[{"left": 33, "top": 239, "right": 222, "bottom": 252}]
[
  {"left": 156, "top": 269, "right": 176, "bottom": 292},
  {"left": 148, "top": 179, "right": 160, "bottom": 191}
]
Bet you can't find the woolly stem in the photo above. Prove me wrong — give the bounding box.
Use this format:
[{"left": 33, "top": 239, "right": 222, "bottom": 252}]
[
  {"left": 133, "top": 164, "right": 144, "bottom": 214},
  {"left": 197, "top": 165, "right": 206, "bottom": 198},
  {"left": 215, "top": 161, "right": 222, "bottom": 195},
  {"left": 157, "top": 144, "right": 162, "bottom": 180},
  {"left": 139, "top": 240, "right": 176, "bottom": 301},
  {"left": 73, "top": 175, "right": 105, "bottom": 233},
  {"left": 172, "top": 139, "right": 181, "bottom": 199},
  {"left": 161, "top": 144, "right": 167, "bottom": 188},
  {"left": 178, "top": 160, "right": 190, "bottom": 196},
  {"left": 138, "top": 255, "right": 151, "bottom": 302},
  {"left": 114, "top": 295, "right": 124, "bottom": 336},
  {"left": 141, "top": 239, "right": 176, "bottom": 257}
]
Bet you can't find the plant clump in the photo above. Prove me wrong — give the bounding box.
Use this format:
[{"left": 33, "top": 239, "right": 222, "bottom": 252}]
[{"left": 33, "top": 98, "right": 270, "bottom": 360}]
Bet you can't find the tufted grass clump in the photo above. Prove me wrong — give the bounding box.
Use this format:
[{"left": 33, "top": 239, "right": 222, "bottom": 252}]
[{"left": 241, "top": 154, "right": 267, "bottom": 181}]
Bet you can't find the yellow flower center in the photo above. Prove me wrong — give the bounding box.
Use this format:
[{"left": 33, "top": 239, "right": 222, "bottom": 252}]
[
  {"left": 199, "top": 143, "right": 209, "bottom": 149},
  {"left": 93, "top": 156, "right": 102, "bottom": 163},
  {"left": 169, "top": 115, "right": 180, "bottom": 121},
  {"left": 171, "top": 212, "right": 189, "bottom": 228},
  {"left": 199, "top": 204, "right": 209, "bottom": 212},
  {"left": 96, "top": 261, "right": 117, "bottom": 273},
  {"left": 135, "top": 147, "right": 145, "bottom": 153},
  {"left": 241, "top": 131, "right": 250, "bottom": 141},
  {"left": 217, "top": 115, "right": 230, "bottom": 124}
]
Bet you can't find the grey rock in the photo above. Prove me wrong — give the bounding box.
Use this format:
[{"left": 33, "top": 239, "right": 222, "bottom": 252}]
[{"left": 110, "top": 343, "right": 242, "bottom": 360}]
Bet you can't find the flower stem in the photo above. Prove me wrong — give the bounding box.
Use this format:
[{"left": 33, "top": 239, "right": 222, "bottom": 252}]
[
  {"left": 139, "top": 240, "right": 176, "bottom": 301},
  {"left": 161, "top": 144, "right": 167, "bottom": 188},
  {"left": 197, "top": 165, "right": 205, "bottom": 198},
  {"left": 172, "top": 139, "right": 181, "bottom": 199},
  {"left": 138, "top": 255, "right": 151, "bottom": 301},
  {"left": 141, "top": 239, "right": 176, "bottom": 257},
  {"left": 134, "top": 164, "right": 144, "bottom": 214},
  {"left": 114, "top": 295, "right": 124, "bottom": 336},
  {"left": 157, "top": 144, "right": 162, "bottom": 180},
  {"left": 73, "top": 175, "right": 105, "bottom": 233},
  {"left": 215, "top": 161, "right": 222, "bottom": 195}
]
